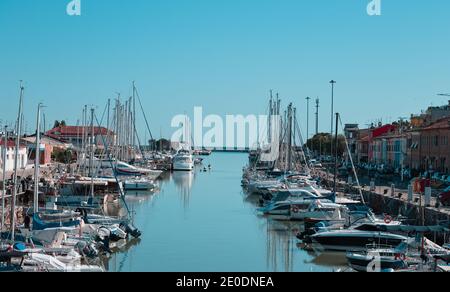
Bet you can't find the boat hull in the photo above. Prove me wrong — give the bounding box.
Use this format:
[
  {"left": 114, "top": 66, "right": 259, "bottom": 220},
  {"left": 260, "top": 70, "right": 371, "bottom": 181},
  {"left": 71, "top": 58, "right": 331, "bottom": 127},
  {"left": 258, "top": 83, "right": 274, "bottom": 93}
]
[
  {"left": 347, "top": 253, "right": 407, "bottom": 272},
  {"left": 123, "top": 182, "right": 155, "bottom": 191},
  {"left": 172, "top": 162, "right": 194, "bottom": 171},
  {"left": 309, "top": 233, "right": 407, "bottom": 252}
]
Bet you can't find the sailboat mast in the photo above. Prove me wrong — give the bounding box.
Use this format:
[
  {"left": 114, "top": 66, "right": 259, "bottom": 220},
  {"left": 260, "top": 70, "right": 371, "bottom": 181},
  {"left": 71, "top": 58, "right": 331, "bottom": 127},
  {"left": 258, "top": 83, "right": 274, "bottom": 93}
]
[
  {"left": 287, "top": 104, "right": 293, "bottom": 172},
  {"left": 90, "top": 108, "right": 95, "bottom": 198},
  {"left": 268, "top": 90, "right": 273, "bottom": 144},
  {"left": 293, "top": 107, "right": 297, "bottom": 149},
  {"left": 106, "top": 99, "right": 111, "bottom": 155},
  {"left": 11, "top": 83, "right": 24, "bottom": 241},
  {"left": 1, "top": 126, "right": 7, "bottom": 231},
  {"left": 122, "top": 100, "right": 129, "bottom": 162},
  {"left": 333, "top": 113, "right": 339, "bottom": 196},
  {"left": 33, "top": 103, "right": 42, "bottom": 212},
  {"left": 107, "top": 99, "right": 110, "bottom": 134},
  {"left": 132, "top": 82, "right": 136, "bottom": 149},
  {"left": 83, "top": 105, "right": 88, "bottom": 175},
  {"left": 128, "top": 97, "right": 132, "bottom": 159}
]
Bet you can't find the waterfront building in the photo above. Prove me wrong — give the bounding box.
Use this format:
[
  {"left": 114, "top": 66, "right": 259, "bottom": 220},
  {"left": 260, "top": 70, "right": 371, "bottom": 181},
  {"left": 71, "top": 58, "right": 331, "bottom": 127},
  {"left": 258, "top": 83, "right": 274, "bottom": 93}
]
[
  {"left": 353, "top": 115, "right": 450, "bottom": 176},
  {"left": 45, "top": 125, "right": 116, "bottom": 150},
  {"left": 343, "top": 124, "right": 359, "bottom": 164},
  {"left": 410, "top": 117, "right": 450, "bottom": 174},
  {"left": 372, "top": 133, "right": 408, "bottom": 169},
  {"left": 356, "top": 130, "right": 370, "bottom": 163},
  {"left": 410, "top": 100, "right": 450, "bottom": 128},
  {"left": 0, "top": 139, "right": 28, "bottom": 172},
  {"left": 22, "top": 134, "right": 72, "bottom": 165},
  {"left": 356, "top": 124, "right": 397, "bottom": 164}
]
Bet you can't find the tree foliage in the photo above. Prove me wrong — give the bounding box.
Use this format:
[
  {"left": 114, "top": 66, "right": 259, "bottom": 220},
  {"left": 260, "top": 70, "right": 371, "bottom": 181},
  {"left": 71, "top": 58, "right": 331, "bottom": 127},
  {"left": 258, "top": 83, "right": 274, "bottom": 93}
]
[
  {"left": 52, "top": 149, "right": 73, "bottom": 163},
  {"left": 306, "top": 133, "right": 347, "bottom": 157},
  {"left": 53, "top": 120, "right": 67, "bottom": 128}
]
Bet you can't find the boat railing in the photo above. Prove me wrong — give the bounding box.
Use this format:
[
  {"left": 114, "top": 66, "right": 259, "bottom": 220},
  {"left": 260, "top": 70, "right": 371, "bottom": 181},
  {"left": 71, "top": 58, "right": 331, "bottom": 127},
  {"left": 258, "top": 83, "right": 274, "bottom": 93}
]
[{"left": 366, "top": 243, "right": 395, "bottom": 250}]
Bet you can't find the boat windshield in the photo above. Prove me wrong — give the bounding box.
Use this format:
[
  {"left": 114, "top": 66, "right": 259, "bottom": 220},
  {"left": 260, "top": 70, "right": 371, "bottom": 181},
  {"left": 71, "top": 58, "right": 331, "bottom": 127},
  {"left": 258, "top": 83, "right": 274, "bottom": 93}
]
[
  {"left": 354, "top": 224, "right": 381, "bottom": 232},
  {"left": 175, "top": 157, "right": 192, "bottom": 163}
]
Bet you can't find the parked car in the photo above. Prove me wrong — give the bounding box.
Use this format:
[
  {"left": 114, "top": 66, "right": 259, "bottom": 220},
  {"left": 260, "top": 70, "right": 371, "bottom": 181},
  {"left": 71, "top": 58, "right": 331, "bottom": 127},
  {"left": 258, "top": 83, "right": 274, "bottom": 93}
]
[{"left": 439, "top": 186, "right": 450, "bottom": 207}]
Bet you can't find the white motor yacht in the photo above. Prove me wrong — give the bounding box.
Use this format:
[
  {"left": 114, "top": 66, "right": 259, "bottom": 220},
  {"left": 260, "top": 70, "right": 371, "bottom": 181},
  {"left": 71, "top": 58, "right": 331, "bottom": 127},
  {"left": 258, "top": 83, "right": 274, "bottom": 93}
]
[{"left": 172, "top": 149, "right": 194, "bottom": 171}]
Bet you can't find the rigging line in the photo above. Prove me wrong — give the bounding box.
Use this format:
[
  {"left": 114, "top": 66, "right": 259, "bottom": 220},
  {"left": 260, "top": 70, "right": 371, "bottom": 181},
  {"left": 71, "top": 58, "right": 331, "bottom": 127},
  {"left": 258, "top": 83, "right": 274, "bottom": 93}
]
[
  {"left": 99, "top": 103, "right": 108, "bottom": 128},
  {"left": 275, "top": 118, "right": 289, "bottom": 171},
  {"left": 92, "top": 103, "right": 109, "bottom": 175},
  {"left": 94, "top": 113, "right": 131, "bottom": 218},
  {"left": 294, "top": 117, "right": 310, "bottom": 163},
  {"left": 253, "top": 102, "right": 278, "bottom": 168},
  {"left": 338, "top": 115, "right": 366, "bottom": 205},
  {"left": 134, "top": 86, "right": 154, "bottom": 142},
  {"left": 293, "top": 118, "right": 310, "bottom": 173},
  {"left": 132, "top": 115, "right": 144, "bottom": 159}
]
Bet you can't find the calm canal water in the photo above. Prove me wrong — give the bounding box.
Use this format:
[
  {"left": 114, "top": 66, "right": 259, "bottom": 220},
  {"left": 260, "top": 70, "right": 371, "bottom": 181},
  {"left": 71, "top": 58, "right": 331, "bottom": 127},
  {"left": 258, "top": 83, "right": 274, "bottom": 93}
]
[{"left": 106, "top": 152, "right": 347, "bottom": 272}]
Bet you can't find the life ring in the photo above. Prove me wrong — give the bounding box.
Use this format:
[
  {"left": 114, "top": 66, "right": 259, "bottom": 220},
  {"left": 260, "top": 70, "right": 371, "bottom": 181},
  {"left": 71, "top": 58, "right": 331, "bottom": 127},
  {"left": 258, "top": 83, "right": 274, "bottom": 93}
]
[
  {"left": 292, "top": 206, "right": 300, "bottom": 213},
  {"left": 384, "top": 215, "right": 393, "bottom": 224}
]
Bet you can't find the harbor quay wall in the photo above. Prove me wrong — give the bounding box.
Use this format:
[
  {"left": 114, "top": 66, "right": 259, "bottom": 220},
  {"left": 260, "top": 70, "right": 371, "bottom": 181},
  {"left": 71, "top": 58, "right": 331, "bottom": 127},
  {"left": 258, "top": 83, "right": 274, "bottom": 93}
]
[{"left": 330, "top": 178, "right": 450, "bottom": 243}]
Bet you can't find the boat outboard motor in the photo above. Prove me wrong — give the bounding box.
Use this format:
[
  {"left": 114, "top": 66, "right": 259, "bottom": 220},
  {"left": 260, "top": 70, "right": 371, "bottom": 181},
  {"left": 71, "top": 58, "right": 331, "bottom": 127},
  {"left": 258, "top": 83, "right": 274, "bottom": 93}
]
[
  {"left": 96, "top": 238, "right": 112, "bottom": 255},
  {"left": 96, "top": 226, "right": 112, "bottom": 241},
  {"left": 75, "top": 241, "right": 99, "bottom": 258},
  {"left": 119, "top": 222, "right": 142, "bottom": 238}
]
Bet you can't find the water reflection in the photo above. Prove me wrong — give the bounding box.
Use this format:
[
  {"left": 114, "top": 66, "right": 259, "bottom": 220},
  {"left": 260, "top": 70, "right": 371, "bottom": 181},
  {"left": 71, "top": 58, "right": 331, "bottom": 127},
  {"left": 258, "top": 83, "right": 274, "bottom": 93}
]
[
  {"left": 244, "top": 191, "right": 347, "bottom": 272},
  {"left": 266, "top": 219, "right": 304, "bottom": 272},
  {"left": 103, "top": 238, "right": 142, "bottom": 272},
  {"left": 171, "top": 171, "right": 196, "bottom": 208},
  {"left": 302, "top": 250, "right": 348, "bottom": 269},
  {"left": 103, "top": 154, "right": 346, "bottom": 272}
]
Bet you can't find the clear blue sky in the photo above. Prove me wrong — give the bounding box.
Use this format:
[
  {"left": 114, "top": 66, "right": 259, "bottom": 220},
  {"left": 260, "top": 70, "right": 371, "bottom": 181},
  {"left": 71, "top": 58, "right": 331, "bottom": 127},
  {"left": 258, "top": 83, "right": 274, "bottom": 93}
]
[{"left": 1, "top": 0, "right": 449, "bottom": 141}]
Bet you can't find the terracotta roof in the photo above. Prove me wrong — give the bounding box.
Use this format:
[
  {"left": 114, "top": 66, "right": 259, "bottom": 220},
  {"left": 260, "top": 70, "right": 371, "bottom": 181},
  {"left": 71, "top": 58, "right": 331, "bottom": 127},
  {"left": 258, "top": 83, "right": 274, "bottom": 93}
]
[
  {"left": 420, "top": 117, "right": 450, "bottom": 131},
  {"left": 21, "top": 135, "right": 71, "bottom": 147},
  {"left": 45, "top": 126, "right": 115, "bottom": 137},
  {"left": 0, "top": 139, "right": 26, "bottom": 148}
]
